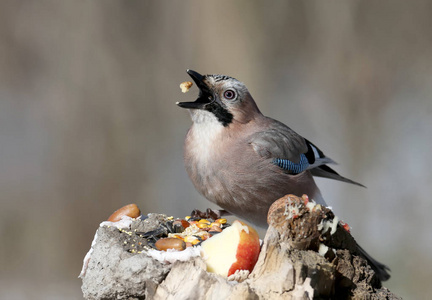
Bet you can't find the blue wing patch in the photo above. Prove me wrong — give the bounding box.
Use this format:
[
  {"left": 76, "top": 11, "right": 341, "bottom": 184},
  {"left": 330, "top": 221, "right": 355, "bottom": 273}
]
[{"left": 273, "top": 154, "right": 310, "bottom": 174}]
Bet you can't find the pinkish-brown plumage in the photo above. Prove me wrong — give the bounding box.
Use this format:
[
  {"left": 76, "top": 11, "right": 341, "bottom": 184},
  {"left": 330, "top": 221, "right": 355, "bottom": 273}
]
[
  {"left": 177, "top": 70, "right": 389, "bottom": 282},
  {"left": 184, "top": 109, "right": 323, "bottom": 227}
]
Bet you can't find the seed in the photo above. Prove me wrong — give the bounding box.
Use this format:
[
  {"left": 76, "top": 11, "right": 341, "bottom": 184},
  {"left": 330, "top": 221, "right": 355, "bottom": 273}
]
[
  {"left": 108, "top": 204, "right": 141, "bottom": 222},
  {"left": 172, "top": 220, "right": 185, "bottom": 233},
  {"left": 155, "top": 238, "right": 186, "bottom": 251},
  {"left": 210, "top": 225, "right": 222, "bottom": 232},
  {"left": 215, "top": 218, "right": 227, "bottom": 224},
  {"left": 175, "top": 219, "right": 190, "bottom": 229},
  {"left": 199, "top": 232, "right": 211, "bottom": 240},
  {"left": 197, "top": 223, "right": 210, "bottom": 229},
  {"left": 198, "top": 219, "right": 211, "bottom": 224},
  {"left": 180, "top": 219, "right": 190, "bottom": 228},
  {"left": 184, "top": 236, "right": 200, "bottom": 245},
  {"left": 169, "top": 234, "right": 184, "bottom": 240}
]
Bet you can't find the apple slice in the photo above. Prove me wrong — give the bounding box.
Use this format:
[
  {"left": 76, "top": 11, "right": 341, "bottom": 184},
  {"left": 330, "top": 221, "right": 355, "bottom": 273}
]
[{"left": 200, "top": 220, "right": 260, "bottom": 277}]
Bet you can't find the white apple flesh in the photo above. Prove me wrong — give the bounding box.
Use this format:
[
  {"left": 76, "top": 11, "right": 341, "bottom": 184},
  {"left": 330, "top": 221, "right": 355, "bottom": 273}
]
[{"left": 200, "top": 220, "right": 260, "bottom": 277}]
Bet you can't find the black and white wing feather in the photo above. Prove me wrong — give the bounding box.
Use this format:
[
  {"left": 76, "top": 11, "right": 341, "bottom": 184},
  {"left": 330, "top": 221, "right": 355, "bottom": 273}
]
[{"left": 249, "top": 120, "right": 364, "bottom": 187}]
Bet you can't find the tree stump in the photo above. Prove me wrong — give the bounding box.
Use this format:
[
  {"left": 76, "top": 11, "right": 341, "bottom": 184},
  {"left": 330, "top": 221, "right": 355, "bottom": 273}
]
[{"left": 80, "top": 195, "right": 399, "bottom": 299}]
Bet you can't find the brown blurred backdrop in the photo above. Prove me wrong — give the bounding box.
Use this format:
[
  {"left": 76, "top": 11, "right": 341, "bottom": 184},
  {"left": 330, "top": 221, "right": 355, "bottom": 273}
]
[{"left": 1, "top": 1, "right": 431, "bottom": 298}]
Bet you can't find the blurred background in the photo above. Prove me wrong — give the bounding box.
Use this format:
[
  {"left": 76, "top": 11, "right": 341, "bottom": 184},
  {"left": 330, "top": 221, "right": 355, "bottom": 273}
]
[{"left": 1, "top": 1, "right": 431, "bottom": 298}]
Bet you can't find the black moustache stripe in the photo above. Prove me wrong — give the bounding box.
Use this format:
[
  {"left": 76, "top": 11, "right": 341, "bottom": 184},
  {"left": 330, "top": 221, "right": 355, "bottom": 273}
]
[{"left": 206, "top": 102, "right": 233, "bottom": 127}]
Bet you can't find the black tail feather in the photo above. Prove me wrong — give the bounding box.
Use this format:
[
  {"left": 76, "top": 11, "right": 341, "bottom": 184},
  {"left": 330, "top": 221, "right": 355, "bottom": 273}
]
[
  {"left": 356, "top": 242, "right": 391, "bottom": 282},
  {"left": 310, "top": 165, "right": 366, "bottom": 188}
]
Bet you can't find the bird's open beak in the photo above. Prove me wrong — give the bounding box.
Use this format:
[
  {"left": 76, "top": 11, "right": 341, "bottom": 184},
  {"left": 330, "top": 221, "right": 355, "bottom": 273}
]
[{"left": 177, "top": 69, "right": 212, "bottom": 110}]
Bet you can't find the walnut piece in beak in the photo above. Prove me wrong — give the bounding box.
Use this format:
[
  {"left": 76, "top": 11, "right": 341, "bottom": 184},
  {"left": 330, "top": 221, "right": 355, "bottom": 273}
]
[{"left": 180, "top": 81, "right": 193, "bottom": 93}]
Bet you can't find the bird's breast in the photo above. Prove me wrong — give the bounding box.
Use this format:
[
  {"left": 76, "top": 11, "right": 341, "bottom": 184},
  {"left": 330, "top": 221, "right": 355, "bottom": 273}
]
[{"left": 185, "top": 120, "right": 224, "bottom": 165}]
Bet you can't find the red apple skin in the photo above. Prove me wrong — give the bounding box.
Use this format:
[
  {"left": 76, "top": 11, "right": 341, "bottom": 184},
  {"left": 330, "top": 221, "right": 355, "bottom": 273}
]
[{"left": 227, "top": 221, "right": 261, "bottom": 276}]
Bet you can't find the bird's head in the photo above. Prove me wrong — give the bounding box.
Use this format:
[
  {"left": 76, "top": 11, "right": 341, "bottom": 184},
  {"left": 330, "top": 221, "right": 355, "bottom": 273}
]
[{"left": 177, "top": 70, "right": 261, "bottom": 127}]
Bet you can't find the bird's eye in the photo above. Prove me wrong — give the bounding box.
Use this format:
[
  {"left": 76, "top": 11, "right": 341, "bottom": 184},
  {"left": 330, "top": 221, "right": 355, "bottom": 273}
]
[{"left": 223, "top": 89, "right": 236, "bottom": 100}]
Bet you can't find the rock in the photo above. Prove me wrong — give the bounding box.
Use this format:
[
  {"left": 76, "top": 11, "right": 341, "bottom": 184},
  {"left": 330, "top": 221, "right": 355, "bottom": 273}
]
[{"left": 81, "top": 225, "right": 172, "bottom": 300}]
